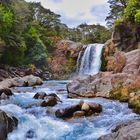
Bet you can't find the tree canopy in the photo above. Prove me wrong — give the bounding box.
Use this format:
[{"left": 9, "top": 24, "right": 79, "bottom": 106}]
[{"left": 106, "top": 0, "right": 140, "bottom": 27}]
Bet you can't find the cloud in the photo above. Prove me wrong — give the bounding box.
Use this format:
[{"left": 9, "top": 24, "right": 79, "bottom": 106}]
[{"left": 25, "top": 0, "right": 109, "bottom": 27}]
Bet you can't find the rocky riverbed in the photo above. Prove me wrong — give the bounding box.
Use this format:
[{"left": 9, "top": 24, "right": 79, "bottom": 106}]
[{"left": 0, "top": 80, "right": 139, "bottom": 140}]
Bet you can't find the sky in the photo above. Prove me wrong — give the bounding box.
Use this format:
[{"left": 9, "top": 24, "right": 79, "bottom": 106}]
[{"left": 25, "top": 0, "right": 110, "bottom": 28}]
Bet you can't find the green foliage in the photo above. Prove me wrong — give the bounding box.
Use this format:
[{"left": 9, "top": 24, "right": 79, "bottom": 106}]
[
  {"left": 107, "top": 0, "right": 140, "bottom": 26},
  {"left": 106, "top": 0, "right": 128, "bottom": 27},
  {"left": 64, "top": 23, "right": 111, "bottom": 44},
  {"left": 25, "top": 40, "right": 47, "bottom": 67},
  {"left": 135, "top": 10, "right": 140, "bottom": 24},
  {"left": 115, "top": 18, "right": 124, "bottom": 26},
  {"left": 124, "top": 0, "right": 140, "bottom": 24},
  {"left": 0, "top": 0, "right": 111, "bottom": 68},
  {"left": 0, "top": 4, "right": 14, "bottom": 37}
]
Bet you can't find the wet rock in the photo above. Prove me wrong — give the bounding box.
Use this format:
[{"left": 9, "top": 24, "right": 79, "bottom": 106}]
[
  {"left": 41, "top": 96, "right": 58, "bottom": 107},
  {"left": 0, "top": 88, "right": 13, "bottom": 99},
  {"left": 0, "top": 88, "right": 13, "bottom": 96},
  {"left": 0, "top": 93, "right": 8, "bottom": 100},
  {"left": 88, "top": 102, "right": 102, "bottom": 113},
  {"left": 98, "top": 121, "right": 140, "bottom": 140},
  {"left": 73, "top": 111, "right": 85, "bottom": 118},
  {"left": 26, "top": 129, "right": 37, "bottom": 139},
  {"left": 0, "top": 110, "right": 18, "bottom": 140},
  {"left": 47, "top": 93, "right": 62, "bottom": 102},
  {"left": 81, "top": 103, "right": 90, "bottom": 112},
  {"left": 55, "top": 102, "right": 102, "bottom": 119},
  {"left": 33, "top": 92, "right": 47, "bottom": 99},
  {"left": 55, "top": 104, "right": 81, "bottom": 119},
  {"left": 34, "top": 92, "right": 61, "bottom": 107}
]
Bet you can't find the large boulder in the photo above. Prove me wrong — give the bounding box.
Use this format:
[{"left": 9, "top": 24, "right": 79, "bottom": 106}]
[
  {"left": 0, "top": 110, "right": 18, "bottom": 140},
  {"left": 0, "top": 75, "right": 43, "bottom": 89},
  {"left": 55, "top": 104, "right": 81, "bottom": 119},
  {"left": 98, "top": 121, "right": 140, "bottom": 140},
  {"left": 12, "top": 75, "right": 43, "bottom": 87},
  {"left": 67, "top": 72, "right": 136, "bottom": 98}
]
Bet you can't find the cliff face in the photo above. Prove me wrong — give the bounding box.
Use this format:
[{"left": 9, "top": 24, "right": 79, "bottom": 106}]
[
  {"left": 101, "top": 21, "right": 140, "bottom": 71},
  {"left": 48, "top": 40, "right": 83, "bottom": 79},
  {"left": 112, "top": 21, "right": 140, "bottom": 52}
]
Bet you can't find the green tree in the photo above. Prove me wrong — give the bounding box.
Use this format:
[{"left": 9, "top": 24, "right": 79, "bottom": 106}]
[
  {"left": 0, "top": 4, "right": 14, "bottom": 38},
  {"left": 106, "top": 0, "right": 128, "bottom": 27},
  {"left": 24, "top": 21, "right": 48, "bottom": 67},
  {"left": 124, "top": 0, "right": 140, "bottom": 24}
]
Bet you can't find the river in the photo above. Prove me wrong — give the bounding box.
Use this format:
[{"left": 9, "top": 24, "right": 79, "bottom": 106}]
[{"left": 0, "top": 80, "right": 138, "bottom": 140}]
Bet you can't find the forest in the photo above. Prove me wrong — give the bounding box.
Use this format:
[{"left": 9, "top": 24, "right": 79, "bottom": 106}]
[{"left": 0, "top": 0, "right": 111, "bottom": 68}]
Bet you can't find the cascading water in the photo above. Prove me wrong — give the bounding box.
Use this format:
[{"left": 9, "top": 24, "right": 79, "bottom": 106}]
[{"left": 78, "top": 44, "right": 104, "bottom": 75}]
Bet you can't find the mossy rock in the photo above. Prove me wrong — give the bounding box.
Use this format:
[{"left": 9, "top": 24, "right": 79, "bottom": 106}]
[
  {"left": 109, "top": 84, "right": 129, "bottom": 102},
  {"left": 129, "top": 98, "right": 140, "bottom": 114},
  {"left": 128, "top": 91, "right": 140, "bottom": 114}
]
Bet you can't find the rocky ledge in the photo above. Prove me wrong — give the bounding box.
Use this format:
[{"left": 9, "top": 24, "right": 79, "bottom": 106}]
[
  {"left": 0, "top": 75, "right": 43, "bottom": 89},
  {"left": 98, "top": 120, "right": 140, "bottom": 140},
  {"left": 0, "top": 64, "right": 51, "bottom": 81},
  {"left": 67, "top": 49, "right": 140, "bottom": 114}
]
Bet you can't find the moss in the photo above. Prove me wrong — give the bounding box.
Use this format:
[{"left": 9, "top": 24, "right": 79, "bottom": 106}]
[
  {"left": 115, "top": 18, "right": 124, "bottom": 27},
  {"left": 109, "top": 84, "right": 130, "bottom": 102},
  {"left": 129, "top": 97, "right": 140, "bottom": 114},
  {"left": 100, "top": 48, "right": 107, "bottom": 71}
]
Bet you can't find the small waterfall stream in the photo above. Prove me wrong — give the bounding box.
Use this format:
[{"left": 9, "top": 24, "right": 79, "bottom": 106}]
[{"left": 77, "top": 44, "right": 103, "bottom": 75}]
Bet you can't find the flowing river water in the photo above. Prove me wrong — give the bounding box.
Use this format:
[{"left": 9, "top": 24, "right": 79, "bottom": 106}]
[{"left": 0, "top": 80, "right": 138, "bottom": 140}]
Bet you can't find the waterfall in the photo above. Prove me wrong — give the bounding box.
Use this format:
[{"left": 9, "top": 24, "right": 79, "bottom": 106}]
[{"left": 78, "top": 44, "right": 103, "bottom": 75}]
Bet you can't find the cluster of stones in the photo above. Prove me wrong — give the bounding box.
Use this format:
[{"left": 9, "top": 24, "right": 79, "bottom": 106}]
[{"left": 55, "top": 101, "right": 102, "bottom": 119}]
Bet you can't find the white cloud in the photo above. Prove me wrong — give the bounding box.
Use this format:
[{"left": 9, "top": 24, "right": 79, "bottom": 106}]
[{"left": 25, "top": 0, "right": 109, "bottom": 27}]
